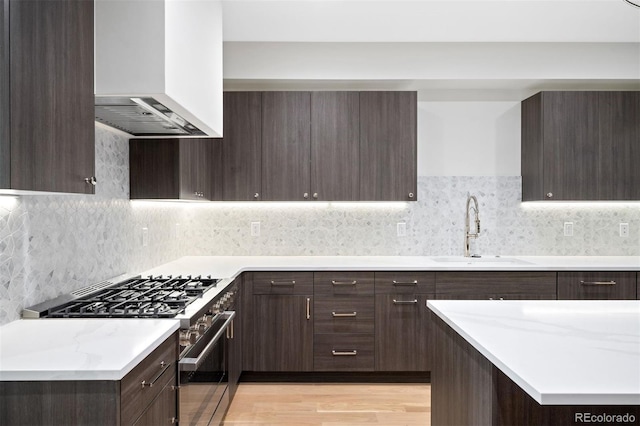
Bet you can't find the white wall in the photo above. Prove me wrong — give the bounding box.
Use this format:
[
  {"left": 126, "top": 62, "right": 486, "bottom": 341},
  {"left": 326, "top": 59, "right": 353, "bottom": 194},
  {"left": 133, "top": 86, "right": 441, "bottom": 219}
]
[{"left": 418, "top": 102, "right": 521, "bottom": 176}]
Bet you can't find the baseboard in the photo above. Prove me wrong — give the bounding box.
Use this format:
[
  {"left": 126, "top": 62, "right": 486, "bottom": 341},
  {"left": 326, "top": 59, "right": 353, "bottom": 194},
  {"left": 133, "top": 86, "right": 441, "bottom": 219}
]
[{"left": 239, "top": 371, "right": 430, "bottom": 383}]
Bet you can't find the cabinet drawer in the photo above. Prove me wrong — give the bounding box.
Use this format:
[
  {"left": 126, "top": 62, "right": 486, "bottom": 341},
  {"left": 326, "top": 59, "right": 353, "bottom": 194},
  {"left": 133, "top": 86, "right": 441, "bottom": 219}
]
[
  {"left": 314, "top": 272, "right": 374, "bottom": 296},
  {"left": 132, "top": 370, "right": 177, "bottom": 426},
  {"left": 252, "top": 272, "right": 314, "bottom": 295},
  {"left": 121, "top": 332, "right": 178, "bottom": 426},
  {"left": 375, "top": 272, "right": 435, "bottom": 294},
  {"left": 557, "top": 272, "right": 637, "bottom": 300},
  {"left": 314, "top": 297, "right": 374, "bottom": 334},
  {"left": 314, "top": 334, "right": 374, "bottom": 372},
  {"left": 435, "top": 272, "right": 557, "bottom": 299}
]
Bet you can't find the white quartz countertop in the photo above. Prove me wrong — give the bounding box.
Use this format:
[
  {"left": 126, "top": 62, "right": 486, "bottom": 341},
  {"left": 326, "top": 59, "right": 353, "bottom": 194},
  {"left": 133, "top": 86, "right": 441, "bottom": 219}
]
[
  {"left": 0, "top": 319, "right": 179, "bottom": 381},
  {"left": 141, "top": 255, "right": 640, "bottom": 279},
  {"left": 427, "top": 300, "right": 640, "bottom": 405}
]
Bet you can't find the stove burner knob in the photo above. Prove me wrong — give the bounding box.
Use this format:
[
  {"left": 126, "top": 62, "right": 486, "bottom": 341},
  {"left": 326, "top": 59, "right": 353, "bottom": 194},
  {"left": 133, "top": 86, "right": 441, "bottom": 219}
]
[{"left": 196, "top": 322, "right": 206, "bottom": 334}]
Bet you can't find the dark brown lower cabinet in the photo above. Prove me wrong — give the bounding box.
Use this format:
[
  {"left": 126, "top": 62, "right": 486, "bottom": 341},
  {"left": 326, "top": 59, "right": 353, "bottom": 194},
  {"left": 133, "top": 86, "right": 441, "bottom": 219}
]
[
  {"left": 0, "top": 332, "right": 178, "bottom": 426},
  {"left": 132, "top": 372, "right": 178, "bottom": 426},
  {"left": 557, "top": 271, "right": 637, "bottom": 300},
  {"left": 252, "top": 295, "right": 313, "bottom": 372},
  {"left": 375, "top": 294, "right": 433, "bottom": 372}
]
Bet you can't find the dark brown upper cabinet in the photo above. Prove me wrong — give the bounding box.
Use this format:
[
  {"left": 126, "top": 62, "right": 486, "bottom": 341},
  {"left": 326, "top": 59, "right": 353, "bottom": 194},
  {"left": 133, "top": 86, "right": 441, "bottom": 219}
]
[
  {"left": 521, "top": 91, "right": 640, "bottom": 201},
  {"left": 222, "top": 90, "right": 417, "bottom": 202},
  {"left": 130, "top": 138, "right": 222, "bottom": 201},
  {"left": 0, "top": 0, "right": 95, "bottom": 194},
  {"left": 311, "top": 92, "right": 360, "bottom": 201},
  {"left": 359, "top": 91, "right": 418, "bottom": 201},
  {"left": 222, "top": 92, "right": 262, "bottom": 201},
  {"left": 262, "top": 92, "right": 311, "bottom": 201}
]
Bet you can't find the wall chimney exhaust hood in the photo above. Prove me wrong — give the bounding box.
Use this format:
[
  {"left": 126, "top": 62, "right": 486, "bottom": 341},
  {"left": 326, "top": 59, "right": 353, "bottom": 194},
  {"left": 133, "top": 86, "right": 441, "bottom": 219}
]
[{"left": 94, "top": 0, "right": 223, "bottom": 137}]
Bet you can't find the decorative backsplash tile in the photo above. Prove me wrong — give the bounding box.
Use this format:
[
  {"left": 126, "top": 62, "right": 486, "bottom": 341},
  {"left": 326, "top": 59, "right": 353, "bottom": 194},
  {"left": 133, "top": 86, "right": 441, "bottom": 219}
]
[
  {"left": 181, "top": 176, "right": 640, "bottom": 257},
  {"left": 1, "top": 125, "right": 638, "bottom": 325}
]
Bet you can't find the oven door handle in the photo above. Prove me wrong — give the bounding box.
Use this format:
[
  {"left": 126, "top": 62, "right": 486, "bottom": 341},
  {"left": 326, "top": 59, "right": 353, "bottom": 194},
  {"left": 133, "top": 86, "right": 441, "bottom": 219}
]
[{"left": 179, "top": 311, "right": 235, "bottom": 372}]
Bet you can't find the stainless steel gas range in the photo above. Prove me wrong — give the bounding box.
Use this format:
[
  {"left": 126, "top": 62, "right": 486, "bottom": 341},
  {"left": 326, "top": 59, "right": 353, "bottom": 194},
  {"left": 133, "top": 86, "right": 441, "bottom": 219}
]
[{"left": 23, "top": 274, "right": 239, "bottom": 426}]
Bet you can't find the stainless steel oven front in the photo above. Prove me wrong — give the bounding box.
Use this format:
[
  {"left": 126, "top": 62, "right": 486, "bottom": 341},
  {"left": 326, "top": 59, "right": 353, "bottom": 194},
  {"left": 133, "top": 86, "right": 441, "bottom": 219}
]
[{"left": 178, "top": 311, "right": 235, "bottom": 426}]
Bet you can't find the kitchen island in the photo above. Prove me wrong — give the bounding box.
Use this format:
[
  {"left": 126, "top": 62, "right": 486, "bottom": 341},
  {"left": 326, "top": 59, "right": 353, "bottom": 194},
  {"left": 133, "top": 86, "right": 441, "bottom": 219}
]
[{"left": 428, "top": 300, "right": 640, "bottom": 425}]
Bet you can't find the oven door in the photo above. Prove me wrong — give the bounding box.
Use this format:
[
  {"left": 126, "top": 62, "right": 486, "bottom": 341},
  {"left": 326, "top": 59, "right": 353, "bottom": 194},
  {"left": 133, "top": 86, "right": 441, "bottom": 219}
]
[{"left": 178, "top": 311, "right": 235, "bottom": 426}]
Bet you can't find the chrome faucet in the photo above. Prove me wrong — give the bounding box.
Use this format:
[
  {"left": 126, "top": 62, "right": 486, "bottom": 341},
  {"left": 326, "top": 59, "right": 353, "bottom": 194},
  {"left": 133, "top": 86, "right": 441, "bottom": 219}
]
[{"left": 464, "top": 194, "right": 481, "bottom": 257}]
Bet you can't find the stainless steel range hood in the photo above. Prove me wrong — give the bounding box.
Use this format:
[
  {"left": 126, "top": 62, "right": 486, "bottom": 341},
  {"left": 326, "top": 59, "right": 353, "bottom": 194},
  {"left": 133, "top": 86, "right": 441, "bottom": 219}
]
[{"left": 94, "top": 0, "right": 223, "bottom": 137}]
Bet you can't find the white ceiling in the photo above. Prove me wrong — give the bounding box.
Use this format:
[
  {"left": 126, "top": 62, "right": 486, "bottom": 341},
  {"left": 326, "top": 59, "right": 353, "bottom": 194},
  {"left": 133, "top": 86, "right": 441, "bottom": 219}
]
[
  {"left": 220, "top": 0, "right": 640, "bottom": 99},
  {"left": 221, "top": 0, "right": 640, "bottom": 42}
]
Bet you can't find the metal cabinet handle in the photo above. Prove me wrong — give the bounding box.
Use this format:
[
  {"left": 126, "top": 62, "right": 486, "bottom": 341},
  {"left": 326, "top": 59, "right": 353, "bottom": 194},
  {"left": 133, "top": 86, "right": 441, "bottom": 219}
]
[
  {"left": 408, "top": 192, "right": 414, "bottom": 198},
  {"left": 546, "top": 192, "right": 553, "bottom": 198},
  {"left": 303, "top": 192, "right": 309, "bottom": 199},
  {"left": 332, "top": 311, "right": 357, "bottom": 317},
  {"left": 171, "top": 417, "right": 179, "bottom": 424},
  {"left": 332, "top": 350, "right": 357, "bottom": 356},
  {"left": 331, "top": 280, "right": 357, "bottom": 286},
  {"left": 393, "top": 299, "right": 418, "bottom": 304},
  {"left": 254, "top": 192, "right": 259, "bottom": 199},
  {"left": 84, "top": 176, "right": 97, "bottom": 186},
  {"left": 271, "top": 280, "right": 296, "bottom": 286},
  {"left": 306, "top": 297, "right": 311, "bottom": 320},
  {"left": 313, "top": 192, "right": 318, "bottom": 199},
  {"left": 226, "top": 319, "right": 235, "bottom": 339},
  {"left": 141, "top": 360, "right": 171, "bottom": 388},
  {"left": 392, "top": 280, "right": 418, "bottom": 286},
  {"left": 580, "top": 280, "right": 616, "bottom": 286}
]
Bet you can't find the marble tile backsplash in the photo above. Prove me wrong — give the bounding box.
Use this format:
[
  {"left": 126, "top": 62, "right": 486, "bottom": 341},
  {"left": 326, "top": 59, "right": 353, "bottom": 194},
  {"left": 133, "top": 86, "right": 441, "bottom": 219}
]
[
  {"left": 181, "top": 177, "right": 640, "bottom": 257},
  {"left": 1, "top": 125, "right": 638, "bottom": 325}
]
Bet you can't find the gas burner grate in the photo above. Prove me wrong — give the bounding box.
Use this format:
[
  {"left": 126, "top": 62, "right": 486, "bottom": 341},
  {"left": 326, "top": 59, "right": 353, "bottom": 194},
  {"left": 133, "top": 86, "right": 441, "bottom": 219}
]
[{"left": 44, "top": 275, "right": 219, "bottom": 319}]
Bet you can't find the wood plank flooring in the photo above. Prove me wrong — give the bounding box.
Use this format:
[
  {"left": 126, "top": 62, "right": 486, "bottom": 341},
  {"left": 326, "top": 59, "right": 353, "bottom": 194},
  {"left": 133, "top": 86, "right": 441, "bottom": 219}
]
[{"left": 223, "top": 383, "right": 431, "bottom": 425}]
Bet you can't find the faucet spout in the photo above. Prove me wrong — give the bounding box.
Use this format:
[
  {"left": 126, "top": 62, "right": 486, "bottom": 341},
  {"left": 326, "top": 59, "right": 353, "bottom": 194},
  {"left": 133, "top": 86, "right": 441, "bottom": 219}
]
[{"left": 464, "top": 194, "right": 481, "bottom": 257}]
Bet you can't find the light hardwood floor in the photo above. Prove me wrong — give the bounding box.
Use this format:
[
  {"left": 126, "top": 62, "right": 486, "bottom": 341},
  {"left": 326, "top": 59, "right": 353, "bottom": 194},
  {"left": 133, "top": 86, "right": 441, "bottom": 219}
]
[{"left": 223, "top": 383, "right": 431, "bottom": 425}]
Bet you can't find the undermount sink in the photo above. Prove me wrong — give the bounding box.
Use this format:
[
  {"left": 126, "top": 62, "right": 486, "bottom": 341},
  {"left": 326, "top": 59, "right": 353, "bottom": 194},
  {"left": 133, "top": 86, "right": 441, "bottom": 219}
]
[{"left": 430, "top": 256, "right": 533, "bottom": 266}]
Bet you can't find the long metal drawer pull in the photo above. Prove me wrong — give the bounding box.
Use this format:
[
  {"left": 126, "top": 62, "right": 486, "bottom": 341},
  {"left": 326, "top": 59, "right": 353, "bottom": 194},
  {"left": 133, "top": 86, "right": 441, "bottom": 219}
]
[
  {"left": 332, "top": 350, "right": 357, "bottom": 356},
  {"left": 306, "top": 297, "right": 311, "bottom": 320},
  {"left": 332, "top": 311, "right": 357, "bottom": 317},
  {"left": 331, "top": 280, "right": 357, "bottom": 286},
  {"left": 271, "top": 280, "right": 296, "bottom": 286},
  {"left": 580, "top": 280, "right": 617, "bottom": 286},
  {"left": 393, "top": 299, "right": 418, "bottom": 304},
  {"left": 392, "top": 280, "right": 418, "bottom": 286},
  {"left": 141, "top": 360, "right": 171, "bottom": 388},
  {"left": 179, "top": 311, "right": 236, "bottom": 372}
]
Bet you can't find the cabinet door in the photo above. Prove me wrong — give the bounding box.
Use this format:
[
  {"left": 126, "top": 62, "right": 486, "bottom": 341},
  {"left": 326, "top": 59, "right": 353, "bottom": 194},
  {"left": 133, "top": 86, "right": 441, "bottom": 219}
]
[
  {"left": 597, "top": 92, "right": 640, "bottom": 200},
  {"left": 253, "top": 295, "right": 313, "bottom": 371},
  {"left": 311, "top": 92, "right": 360, "bottom": 201},
  {"left": 375, "top": 294, "right": 432, "bottom": 371},
  {"left": 180, "top": 139, "right": 209, "bottom": 200},
  {"left": 262, "top": 92, "right": 311, "bottom": 201},
  {"left": 132, "top": 372, "right": 178, "bottom": 426},
  {"left": 223, "top": 92, "right": 262, "bottom": 201},
  {"left": 359, "top": 91, "right": 417, "bottom": 201},
  {"left": 557, "top": 272, "right": 637, "bottom": 300},
  {"left": 7, "top": 0, "right": 95, "bottom": 193},
  {"left": 179, "top": 138, "right": 222, "bottom": 201},
  {"left": 542, "top": 91, "right": 600, "bottom": 200}
]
